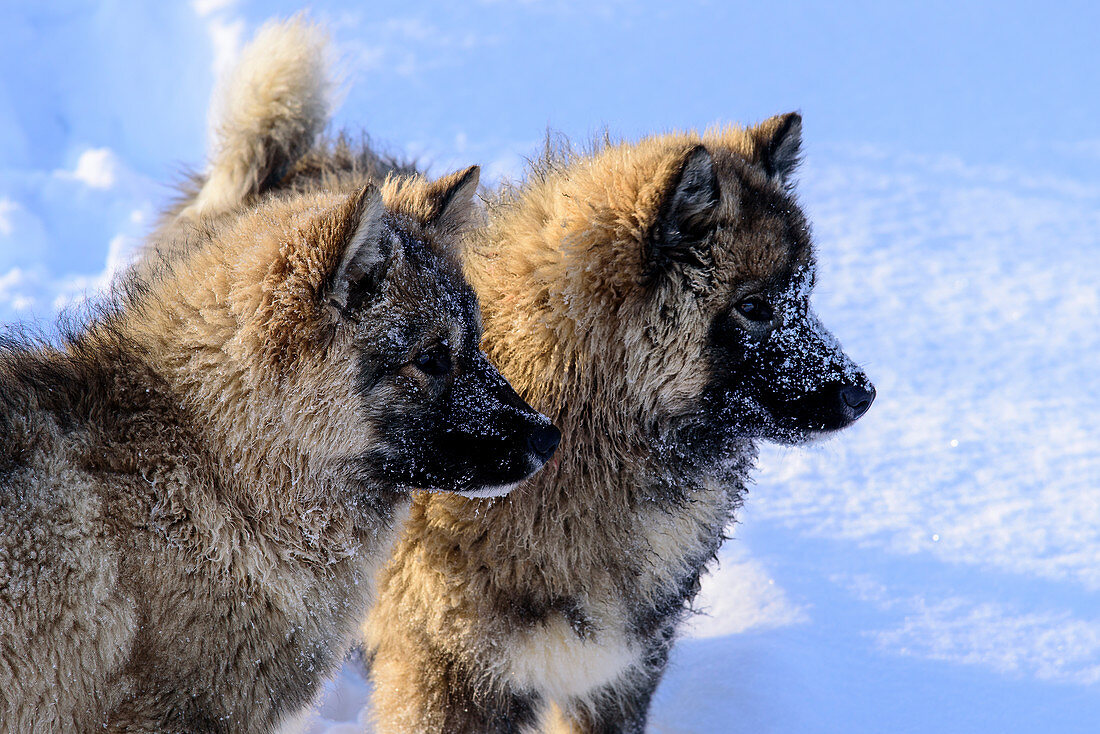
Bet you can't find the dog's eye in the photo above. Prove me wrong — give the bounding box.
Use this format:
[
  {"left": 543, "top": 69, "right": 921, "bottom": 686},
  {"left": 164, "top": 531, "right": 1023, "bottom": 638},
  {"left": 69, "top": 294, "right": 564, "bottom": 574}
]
[
  {"left": 413, "top": 347, "right": 452, "bottom": 377},
  {"left": 735, "top": 296, "right": 774, "bottom": 323}
]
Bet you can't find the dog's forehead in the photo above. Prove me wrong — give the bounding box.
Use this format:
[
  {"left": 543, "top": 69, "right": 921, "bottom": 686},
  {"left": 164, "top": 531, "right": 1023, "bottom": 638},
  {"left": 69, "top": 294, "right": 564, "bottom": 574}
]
[
  {"left": 712, "top": 178, "right": 813, "bottom": 294},
  {"left": 384, "top": 246, "right": 480, "bottom": 349}
]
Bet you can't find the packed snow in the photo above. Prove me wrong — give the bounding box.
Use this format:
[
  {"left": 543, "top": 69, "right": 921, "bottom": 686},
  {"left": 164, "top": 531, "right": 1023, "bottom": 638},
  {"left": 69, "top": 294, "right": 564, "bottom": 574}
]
[{"left": 1, "top": 2, "right": 1097, "bottom": 732}]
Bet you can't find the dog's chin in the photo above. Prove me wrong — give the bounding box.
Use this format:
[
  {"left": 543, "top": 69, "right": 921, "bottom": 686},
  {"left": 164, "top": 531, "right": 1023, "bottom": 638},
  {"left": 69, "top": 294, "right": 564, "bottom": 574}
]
[
  {"left": 451, "top": 479, "right": 526, "bottom": 499},
  {"left": 762, "top": 422, "right": 851, "bottom": 446},
  {"left": 447, "top": 454, "right": 550, "bottom": 499}
]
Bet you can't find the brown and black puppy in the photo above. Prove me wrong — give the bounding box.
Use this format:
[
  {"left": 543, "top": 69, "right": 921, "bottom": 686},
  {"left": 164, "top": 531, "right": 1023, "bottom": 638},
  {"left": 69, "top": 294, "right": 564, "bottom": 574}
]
[
  {"left": 0, "top": 20, "right": 556, "bottom": 733},
  {"left": 364, "top": 120, "right": 874, "bottom": 733}
]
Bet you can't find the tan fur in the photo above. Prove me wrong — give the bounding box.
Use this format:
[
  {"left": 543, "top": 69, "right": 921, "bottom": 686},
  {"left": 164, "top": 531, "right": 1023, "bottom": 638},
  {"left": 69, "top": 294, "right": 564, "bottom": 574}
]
[{"left": 365, "top": 124, "right": 814, "bottom": 732}]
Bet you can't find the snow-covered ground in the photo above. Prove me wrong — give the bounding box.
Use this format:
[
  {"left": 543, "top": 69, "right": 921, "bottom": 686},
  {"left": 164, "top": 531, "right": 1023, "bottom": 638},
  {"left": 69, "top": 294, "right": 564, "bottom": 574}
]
[{"left": 2, "top": 2, "right": 1097, "bottom": 732}]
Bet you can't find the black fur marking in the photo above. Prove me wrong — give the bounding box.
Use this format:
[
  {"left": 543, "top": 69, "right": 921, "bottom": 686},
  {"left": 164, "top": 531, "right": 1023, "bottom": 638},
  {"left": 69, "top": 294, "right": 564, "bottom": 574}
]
[
  {"left": 352, "top": 272, "right": 549, "bottom": 494},
  {"left": 347, "top": 229, "right": 551, "bottom": 493},
  {"left": 703, "top": 295, "right": 873, "bottom": 442},
  {"left": 629, "top": 563, "right": 706, "bottom": 644},
  {"left": 257, "top": 157, "right": 292, "bottom": 197},
  {"left": 504, "top": 594, "right": 596, "bottom": 641},
  {"left": 339, "top": 247, "right": 392, "bottom": 316},
  {"left": 575, "top": 660, "right": 669, "bottom": 734},
  {"left": 650, "top": 145, "right": 719, "bottom": 272}
]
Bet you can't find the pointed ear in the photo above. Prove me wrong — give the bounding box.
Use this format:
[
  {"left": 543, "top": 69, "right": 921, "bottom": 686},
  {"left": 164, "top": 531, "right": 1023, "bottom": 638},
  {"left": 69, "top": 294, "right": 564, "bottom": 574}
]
[
  {"left": 423, "top": 164, "right": 480, "bottom": 230},
  {"left": 751, "top": 112, "right": 802, "bottom": 184},
  {"left": 652, "top": 144, "right": 720, "bottom": 267},
  {"left": 326, "top": 186, "right": 389, "bottom": 314}
]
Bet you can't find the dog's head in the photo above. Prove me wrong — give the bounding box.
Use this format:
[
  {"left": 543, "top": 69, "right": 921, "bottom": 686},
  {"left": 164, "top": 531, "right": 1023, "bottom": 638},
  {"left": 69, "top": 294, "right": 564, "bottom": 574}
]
[
  {"left": 490, "top": 115, "right": 872, "bottom": 469},
  {"left": 203, "top": 166, "right": 557, "bottom": 498},
  {"left": 647, "top": 114, "right": 875, "bottom": 453}
]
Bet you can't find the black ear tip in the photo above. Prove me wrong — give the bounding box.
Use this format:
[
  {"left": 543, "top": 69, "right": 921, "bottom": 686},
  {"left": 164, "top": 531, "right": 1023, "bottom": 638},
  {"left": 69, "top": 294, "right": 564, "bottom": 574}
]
[
  {"left": 679, "top": 144, "right": 717, "bottom": 186},
  {"left": 458, "top": 164, "right": 480, "bottom": 186},
  {"left": 684, "top": 143, "right": 714, "bottom": 166},
  {"left": 349, "top": 182, "right": 379, "bottom": 209},
  {"left": 773, "top": 112, "right": 803, "bottom": 145},
  {"left": 766, "top": 111, "right": 801, "bottom": 136}
]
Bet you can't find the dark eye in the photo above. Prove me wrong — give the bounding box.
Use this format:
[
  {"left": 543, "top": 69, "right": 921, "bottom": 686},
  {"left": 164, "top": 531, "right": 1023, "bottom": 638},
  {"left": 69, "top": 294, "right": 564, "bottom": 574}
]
[
  {"left": 413, "top": 347, "right": 452, "bottom": 377},
  {"left": 735, "top": 296, "right": 774, "bottom": 323}
]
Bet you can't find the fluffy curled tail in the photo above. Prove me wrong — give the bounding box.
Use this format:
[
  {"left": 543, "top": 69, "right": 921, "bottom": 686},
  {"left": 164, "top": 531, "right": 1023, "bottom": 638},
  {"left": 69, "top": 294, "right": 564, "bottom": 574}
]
[{"left": 185, "top": 16, "right": 331, "bottom": 217}]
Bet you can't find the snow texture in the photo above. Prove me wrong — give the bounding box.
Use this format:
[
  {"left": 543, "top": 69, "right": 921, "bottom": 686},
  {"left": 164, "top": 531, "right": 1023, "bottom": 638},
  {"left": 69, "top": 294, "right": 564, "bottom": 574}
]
[{"left": 1, "top": 2, "right": 1097, "bottom": 732}]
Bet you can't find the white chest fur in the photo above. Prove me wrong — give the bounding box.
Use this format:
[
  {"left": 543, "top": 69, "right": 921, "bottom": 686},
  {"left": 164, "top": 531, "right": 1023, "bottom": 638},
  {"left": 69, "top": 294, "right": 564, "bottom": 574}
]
[{"left": 502, "top": 610, "right": 641, "bottom": 702}]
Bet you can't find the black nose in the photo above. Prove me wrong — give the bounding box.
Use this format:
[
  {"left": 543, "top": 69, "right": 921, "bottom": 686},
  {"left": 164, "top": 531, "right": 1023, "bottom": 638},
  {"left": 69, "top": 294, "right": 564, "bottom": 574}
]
[
  {"left": 839, "top": 385, "right": 875, "bottom": 421},
  {"left": 527, "top": 424, "right": 561, "bottom": 462}
]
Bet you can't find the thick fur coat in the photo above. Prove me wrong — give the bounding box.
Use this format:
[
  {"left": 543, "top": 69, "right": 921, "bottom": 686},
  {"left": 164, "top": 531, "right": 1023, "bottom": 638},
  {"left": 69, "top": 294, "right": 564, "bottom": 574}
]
[
  {"left": 0, "top": 19, "right": 555, "bottom": 732},
  {"left": 364, "top": 120, "right": 875, "bottom": 733}
]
